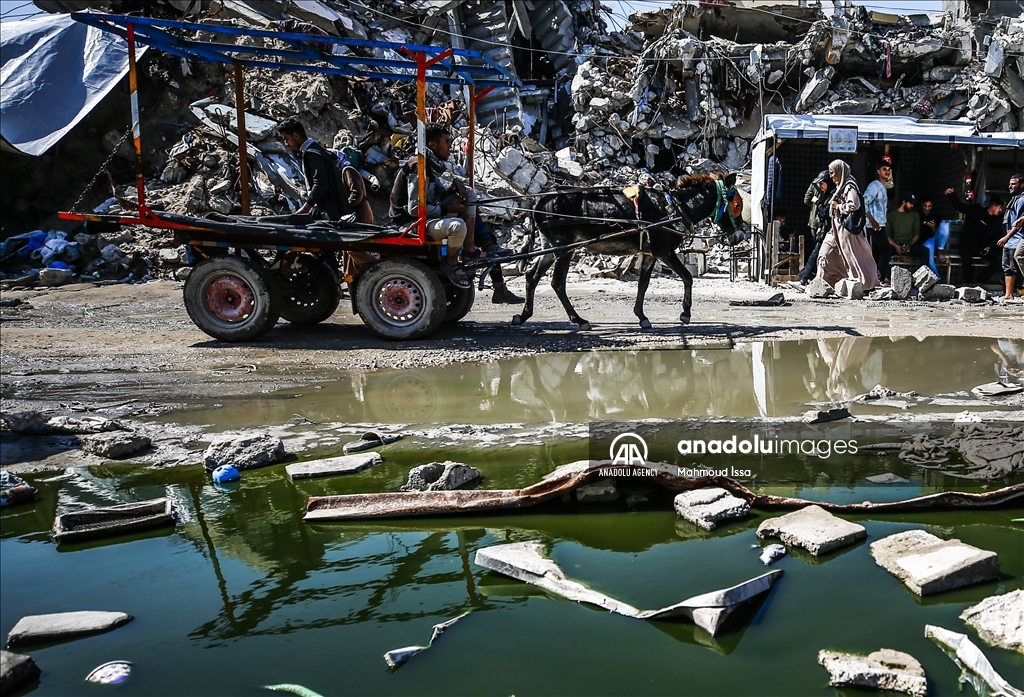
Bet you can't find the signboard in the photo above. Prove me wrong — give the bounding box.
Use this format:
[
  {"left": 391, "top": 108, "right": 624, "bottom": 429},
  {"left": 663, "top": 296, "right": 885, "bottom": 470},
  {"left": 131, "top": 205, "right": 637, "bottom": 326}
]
[{"left": 828, "top": 126, "right": 858, "bottom": 153}]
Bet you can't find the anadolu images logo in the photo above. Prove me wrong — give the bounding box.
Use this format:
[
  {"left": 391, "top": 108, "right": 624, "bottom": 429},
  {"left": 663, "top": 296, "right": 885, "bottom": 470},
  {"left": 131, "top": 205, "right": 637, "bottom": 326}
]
[{"left": 609, "top": 432, "right": 648, "bottom": 466}]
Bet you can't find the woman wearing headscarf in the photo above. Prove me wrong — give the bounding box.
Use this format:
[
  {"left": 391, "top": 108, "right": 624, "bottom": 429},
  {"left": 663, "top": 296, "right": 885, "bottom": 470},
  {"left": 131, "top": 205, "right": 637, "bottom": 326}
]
[{"left": 816, "top": 159, "right": 879, "bottom": 291}]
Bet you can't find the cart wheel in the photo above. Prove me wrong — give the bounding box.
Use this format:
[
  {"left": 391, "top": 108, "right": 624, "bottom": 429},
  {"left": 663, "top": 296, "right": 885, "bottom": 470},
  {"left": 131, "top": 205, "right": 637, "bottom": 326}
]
[
  {"left": 443, "top": 282, "right": 475, "bottom": 323},
  {"left": 355, "top": 259, "right": 445, "bottom": 340},
  {"left": 277, "top": 260, "right": 340, "bottom": 325},
  {"left": 183, "top": 256, "right": 279, "bottom": 341}
]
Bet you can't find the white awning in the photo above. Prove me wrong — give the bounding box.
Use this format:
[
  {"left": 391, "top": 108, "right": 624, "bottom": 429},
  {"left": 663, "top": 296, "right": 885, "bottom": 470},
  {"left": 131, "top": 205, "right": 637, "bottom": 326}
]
[{"left": 757, "top": 114, "right": 1024, "bottom": 148}]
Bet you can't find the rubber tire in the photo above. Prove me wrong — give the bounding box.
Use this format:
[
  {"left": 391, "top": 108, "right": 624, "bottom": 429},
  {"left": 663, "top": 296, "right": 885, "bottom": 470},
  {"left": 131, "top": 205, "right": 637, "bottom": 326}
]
[
  {"left": 183, "top": 256, "right": 279, "bottom": 341},
  {"left": 443, "top": 283, "right": 475, "bottom": 323},
  {"left": 355, "top": 259, "right": 446, "bottom": 340},
  {"left": 277, "top": 260, "right": 341, "bottom": 325}
]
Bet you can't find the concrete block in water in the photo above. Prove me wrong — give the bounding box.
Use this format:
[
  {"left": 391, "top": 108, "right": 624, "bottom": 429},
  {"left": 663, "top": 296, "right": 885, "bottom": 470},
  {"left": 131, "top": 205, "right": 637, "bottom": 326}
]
[
  {"left": 960, "top": 589, "right": 1024, "bottom": 654},
  {"left": 674, "top": 487, "right": 749, "bottom": 530},
  {"left": 286, "top": 452, "right": 382, "bottom": 480},
  {"left": 818, "top": 648, "right": 926, "bottom": 697},
  {"left": 203, "top": 433, "right": 284, "bottom": 470},
  {"left": 7, "top": 611, "right": 132, "bottom": 647},
  {"left": 757, "top": 505, "right": 866, "bottom": 556},
  {"left": 0, "top": 650, "right": 41, "bottom": 693},
  {"left": 402, "top": 461, "right": 479, "bottom": 492},
  {"left": 870, "top": 529, "right": 999, "bottom": 596}
]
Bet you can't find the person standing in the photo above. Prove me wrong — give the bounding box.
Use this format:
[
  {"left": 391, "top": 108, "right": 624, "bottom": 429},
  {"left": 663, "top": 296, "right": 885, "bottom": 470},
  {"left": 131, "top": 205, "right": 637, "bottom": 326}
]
[
  {"left": 278, "top": 118, "right": 350, "bottom": 220},
  {"left": 997, "top": 173, "right": 1024, "bottom": 299},
  {"left": 945, "top": 187, "right": 1003, "bottom": 284},
  {"left": 816, "top": 159, "right": 878, "bottom": 292},
  {"left": 798, "top": 169, "right": 833, "bottom": 284},
  {"left": 863, "top": 157, "right": 893, "bottom": 279}
]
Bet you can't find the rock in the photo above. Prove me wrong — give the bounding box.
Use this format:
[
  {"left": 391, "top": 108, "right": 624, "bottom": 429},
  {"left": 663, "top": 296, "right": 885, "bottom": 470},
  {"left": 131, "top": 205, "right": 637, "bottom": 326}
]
[
  {"left": 870, "top": 529, "right": 999, "bottom": 596},
  {"left": 759, "top": 543, "right": 787, "bottom": 565},
  {"left": 802, "top": 407, "right": 850, "bottom": 424},
  {"left": 818, "top": 648, "right": 926, "bottom": 697},
  {"left": 496, "top": 148, "right": 526, "bottom": 175},
  {"left": 865, "top": 472, "right": 909, "bottom": 484},
  {"left": 401, "top": 461, "right": 479, "bottom": 491},
  {"left": 174, "top": 267, "right": 192, "bottom": 281},
  {"left": 867, "top": 286, "right": 895, "bottom": 300},
  {"left": 891, "top": 265, "right": 913, "bottom": 300},
  {"left": 955, "top": 286, "right": 986, "bottom": 303},
  {"left": 575, "top": 478, "right": 618, "bottom": 503},
  {"left": 835, "top": 278, "right": 864, "bottom": 299},
  {"left": 807, "top": 276, "right": 835, "bottom": 298},
  {"left": 208, "top": 195, "right": 234, "bottom": 215},
  {"left": 924, "top": 283, "right": 955, "bottom": 300},
  {"left": 1, "top": 412, "right": 126, "bottom": 435},
  {"left": 286, "top": 452, "right": 382, "bottom": 480},
  {"left": 757, "top": 505, "right": 867, "bottom": 556},
  {"left": 203, "top": 433, "right": 285, "bottom": 470},
  {"left": 6, "top": 611, "right": 132, "bottom": 647},
  {"left": 959, "top": 589, "right": 1023, "bottom": 654},
  {"left": 82, "top": 432, "right": 151, "bottom": 459},
  {"left": 39, "top": 268, "right": 74, "bottom": 287},
  {"left": 912, "top": 265, "right": 938, "bottom": 292},
  {"left": 0, "top": 650, "right": 40, "bottom": 693},
  {"left": 673, "top": 487, "right": 750, "bottom": 530}
]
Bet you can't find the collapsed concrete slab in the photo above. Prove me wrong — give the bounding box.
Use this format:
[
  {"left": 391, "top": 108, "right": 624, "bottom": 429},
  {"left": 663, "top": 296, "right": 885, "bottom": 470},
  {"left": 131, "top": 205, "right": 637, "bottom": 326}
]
[
  {"left": 6, "top": 611, "right": 132, "bottom": 647},
  {"left": 870, "top": 530, "right": 999, "bottom": 595},
  {"left": 673, "top": 487, "right": 749, "bottom": 530},
  {"left": 285, "top": 452, "right": 382, "bottom": 480},
  {"left": 818, "top": 648, "right": 926, "bottom": 697},
  {"left": 925, "top": 625, "right": 1024, "bottom": 697},
  {"left": 756, "top": 505, "right": 866, "bottom": 556},
  {"left": 959, "top": 589, "right": 1024, "bottom": 654},
  {"left": 474, "top": 541, "right": 781, "bottom": 636},
  {"left": 0, "top": 650, "right": 40, "bottom": 694}
]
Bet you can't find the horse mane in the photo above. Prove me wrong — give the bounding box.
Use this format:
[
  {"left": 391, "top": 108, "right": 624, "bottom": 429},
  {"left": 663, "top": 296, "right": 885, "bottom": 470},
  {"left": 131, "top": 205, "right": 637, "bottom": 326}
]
[{"left": 675, "top": 173, "right": 721, "bottom": 188}]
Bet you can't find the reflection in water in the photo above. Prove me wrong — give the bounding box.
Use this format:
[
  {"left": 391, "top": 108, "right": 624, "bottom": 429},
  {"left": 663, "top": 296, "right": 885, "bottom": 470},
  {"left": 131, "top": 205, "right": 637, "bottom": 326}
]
[{"left": 162, "top": 337, "right": 1021, "bottom": 429}]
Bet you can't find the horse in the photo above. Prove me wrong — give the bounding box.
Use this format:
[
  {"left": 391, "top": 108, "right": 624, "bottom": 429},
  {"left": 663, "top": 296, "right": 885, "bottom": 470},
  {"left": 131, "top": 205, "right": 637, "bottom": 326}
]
[{"left": 512, "top": 172, "right": 744, "bottom": 331}]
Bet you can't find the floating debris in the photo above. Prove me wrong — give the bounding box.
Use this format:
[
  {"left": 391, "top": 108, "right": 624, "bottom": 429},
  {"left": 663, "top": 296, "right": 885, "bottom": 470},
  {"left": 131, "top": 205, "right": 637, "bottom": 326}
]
[
  {"left": 384, "top": 612, "right": 470, "bottom": 670},
  {"left": 85, "top": 661, "right": 131, "bottom": 685}
]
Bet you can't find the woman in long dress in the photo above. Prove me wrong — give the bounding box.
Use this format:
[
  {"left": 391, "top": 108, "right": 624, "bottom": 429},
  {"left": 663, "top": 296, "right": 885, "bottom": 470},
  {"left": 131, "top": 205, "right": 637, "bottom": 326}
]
[{"left": 815, "top": 159, "right": 879, "bottom": 291}]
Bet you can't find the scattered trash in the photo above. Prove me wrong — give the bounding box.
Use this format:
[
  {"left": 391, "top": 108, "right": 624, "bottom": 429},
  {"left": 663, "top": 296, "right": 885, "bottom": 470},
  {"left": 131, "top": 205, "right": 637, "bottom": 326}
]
[
  {"left": 211, "top": 465, "right": 240, "bottom": 484},
  {"left": 728, "top": 293, "right": 786, "bottom": 307},
  {"left": 342, "top": 431, "right": 403, "bottom": 454},
  {"left": 758, "top": 544, "right": 787, "bottom": 566},
  {"left": 866, "top": 423, "right": 1024, "bottom": 479},
  {"left": 0, "top": 470, "right": 38, "bottom": 507},
  {"left": 85, "top": 661, "right": 131, "bottom": 685},
  {"left": 53, "top": 498, "right": 175, "bottom": 543},
  {"left": 263, "top": 684, "right": 324, "bottom": 697},
  {"left": 384, "top": 612, "right": 470, "bottom": 669},
  {"left": 924, "top": 625, "right": 1024, "bottom": 697},
  {"left": 474, "top": 541, "right": 781, "bottom": 636},
  {"left": 971, "top": 382, "right": 1024, "bottom": 397}
]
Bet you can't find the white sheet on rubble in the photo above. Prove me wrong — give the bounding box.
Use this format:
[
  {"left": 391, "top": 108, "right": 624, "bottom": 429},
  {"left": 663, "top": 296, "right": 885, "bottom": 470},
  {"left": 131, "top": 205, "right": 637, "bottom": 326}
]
[{"left": 1, "top": 12, "right": 146, "bottom": 156}]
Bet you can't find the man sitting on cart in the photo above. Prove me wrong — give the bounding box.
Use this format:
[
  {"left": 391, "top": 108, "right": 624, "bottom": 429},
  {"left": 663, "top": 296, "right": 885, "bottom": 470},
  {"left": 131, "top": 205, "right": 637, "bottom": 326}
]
[
  {"left": 279, "top": 118, "right": 350, "bottom": 220},
  {"left": 389, "top": 125, "right": 491, "bottom": 289}
]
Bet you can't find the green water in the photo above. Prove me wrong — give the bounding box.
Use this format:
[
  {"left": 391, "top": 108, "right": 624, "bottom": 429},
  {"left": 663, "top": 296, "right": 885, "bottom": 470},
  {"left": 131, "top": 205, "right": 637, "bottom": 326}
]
[{"left": 2, "top": 336, "right": 1023, "bottom": 696}]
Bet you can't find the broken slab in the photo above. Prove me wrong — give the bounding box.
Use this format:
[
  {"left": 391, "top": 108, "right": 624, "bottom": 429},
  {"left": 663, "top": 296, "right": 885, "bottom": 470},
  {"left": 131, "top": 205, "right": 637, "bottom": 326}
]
[
  {"left": 673, "top": 487, "right": 749, "bottom": 530},
  {"left": 959, "top": 589, "right": 1023, "bottom": 654},
  {"left": 756, "top": 505, "right": 866, "bottom": 556},
  {"left": 802, "top": 407, "right": 850, "bottom": 424},
  {"left": 383, "top": 612, "right": 469, "bottom": 669},
  {"left": 891, "top": 266, "right": 913, "bottom": 300},
  {"left": 286, "top": 452, "right": 382, "bottom": 480},
  {"left": 0, "top": 650, "right": 40, "bottom": 694},
  {"left": 865, "top": 472, "right": 909, "bottom": 484},
  {"left": 203, "top": 433, "right": 285, "bottom": 470},
  {"left": 835, "top": 278, "right": 864, "bottom": 300},
  {"left": 870, "top": 530, "right": 999, "bottom": 596},
  {"left": 818, "top": 648, "right": 926, "bottom": 697},
  {"left": 401, "top": 461, "right": 479, "bottom": 492},
  {"left": 82, "top": 432, "right": 151, "bottom": 459},
  {"left": 924, "top": 283, "right": 955, "bottom": 300},
  {"left": 868, "top": 287, "right": 895, "bottom": 301},
  {"left": 955, "top": 286, "right": 988, "bottom": 303},
  {"left": 474, "top": 541, "right": 781, "bottom": 636},
  {"left": 925, "top": 625, "right": 1024, "bottom": 697},
  {"left": 6, "top": 611, "right": 132, "bottom": 647},
  {"left": 912, "top": 265, "right": 938, "bottom": 293}
]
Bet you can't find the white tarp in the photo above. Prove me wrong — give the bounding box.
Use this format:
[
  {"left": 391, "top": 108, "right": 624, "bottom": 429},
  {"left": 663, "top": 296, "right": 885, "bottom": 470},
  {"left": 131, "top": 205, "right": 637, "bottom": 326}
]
[
  {"left": 757, "top": 114, "right": 1024, "bottom": 148},
  {"left": 1, "top": 12, "right": 144, "bottom": 156}
]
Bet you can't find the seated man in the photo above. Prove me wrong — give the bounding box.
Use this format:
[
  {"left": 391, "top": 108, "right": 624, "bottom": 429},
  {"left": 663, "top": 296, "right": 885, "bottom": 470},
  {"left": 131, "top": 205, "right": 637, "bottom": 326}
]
[
  {"left": 882, "top": 193, "right": 925, "bottom": 281},
  {"left": 945, "top": 187, "right": 1003, "bottom": 284},
  {"left": 278, "top": 118, "right": 349, "bottom": 221},
  {"left": 389, "top": 125, "right": 494, "bottom": 288}
]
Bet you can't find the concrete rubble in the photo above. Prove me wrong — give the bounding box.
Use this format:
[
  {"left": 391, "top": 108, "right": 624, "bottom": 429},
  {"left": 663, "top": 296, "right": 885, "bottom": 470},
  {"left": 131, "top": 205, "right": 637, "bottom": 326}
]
[
  {"left": 959, "top": 589, "right": 1024, "bottom": 654},
  {"left": 925, "top": 625, "right": 1024, "bottom": 697},
  {"left": 871, "top": 423, "right": 1024, "bottom": 478},
  {"left": 203, "top": 433, "right": 286, "bottom": 471},
  {"left": 401, "top": 461, "right": 480, "bottom": 492},
  {"left": 6, "top": 611, "right": 132, "bottom": 647},
  {"left": 817, "top": 648, "right": 927, "bottom": 697},
  {"left": 756, "top": 505, "right": 867, "bottom": 556},
  {"left": 673, "top": 487, "right": 750, "bottom": 530},
  {"left": 474, "top": 540, "right": 782, "bottom": 635},
  {"left": 3, "top": 0, "right": 1021, "bottom": 289},
  {"left": 870, "top": 529, "right": 999, "bottom": 595},
  {"left": 285, "top": 452, "right": 382, "bottom": 480},
  {"left": 0, "top": 650, "right": 40, "bottom": 694},
  {"left": 81, "top": 432, "right": 152, "bottom": 459}
]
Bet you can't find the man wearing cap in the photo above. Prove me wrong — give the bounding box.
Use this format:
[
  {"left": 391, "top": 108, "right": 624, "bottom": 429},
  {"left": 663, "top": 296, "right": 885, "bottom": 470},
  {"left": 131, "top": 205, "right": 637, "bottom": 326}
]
[
  {"left": 882, "top": 194, "right": 923, "bottom": 282},
  {"left": 997, "top": 173, "right": 1024, "bottom": 299},
  {"left": 863, "top": 158, "right": 893, "bottom": 277}
]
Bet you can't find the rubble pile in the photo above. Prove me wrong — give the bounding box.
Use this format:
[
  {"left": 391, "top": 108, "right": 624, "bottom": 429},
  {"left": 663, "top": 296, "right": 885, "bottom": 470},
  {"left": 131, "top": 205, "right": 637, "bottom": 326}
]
[{"left": 3, "top": 0, "right": 1023, "bottom": 288}]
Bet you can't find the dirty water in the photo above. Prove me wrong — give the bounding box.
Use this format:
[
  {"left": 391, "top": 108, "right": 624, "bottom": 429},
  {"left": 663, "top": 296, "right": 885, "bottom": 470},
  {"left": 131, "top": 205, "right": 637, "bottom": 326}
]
[{"left": 1, "top": 335, "right": 1023, "bottom": 696}]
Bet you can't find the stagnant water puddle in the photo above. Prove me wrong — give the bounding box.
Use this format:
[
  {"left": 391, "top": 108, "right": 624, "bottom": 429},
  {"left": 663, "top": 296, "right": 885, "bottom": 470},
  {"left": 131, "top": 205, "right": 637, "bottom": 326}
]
[{"left": 2, "top": 336, "right": 1022, "bottom": 696}]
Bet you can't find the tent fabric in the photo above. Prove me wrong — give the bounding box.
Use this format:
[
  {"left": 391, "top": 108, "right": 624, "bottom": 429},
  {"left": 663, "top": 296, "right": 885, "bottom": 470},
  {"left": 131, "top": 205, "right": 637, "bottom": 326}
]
[
  {"left": 758, "top": 114, "right": 1024, "bottom": 148},
  {"left": 1, "top": 12, "right": 144, "bottom": 156}
]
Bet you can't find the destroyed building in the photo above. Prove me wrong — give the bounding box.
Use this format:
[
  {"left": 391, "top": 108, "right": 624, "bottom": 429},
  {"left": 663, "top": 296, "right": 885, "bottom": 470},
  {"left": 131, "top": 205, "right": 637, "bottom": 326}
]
[{"left": 2, "top": 0, "right": 1023, "bottom": 286}]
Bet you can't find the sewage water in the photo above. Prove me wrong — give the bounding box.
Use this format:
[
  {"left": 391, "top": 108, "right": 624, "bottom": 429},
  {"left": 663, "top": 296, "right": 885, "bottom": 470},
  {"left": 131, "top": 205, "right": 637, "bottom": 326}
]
[{"left": 2, "top": 337, "right": 1022, "bottom": 697}]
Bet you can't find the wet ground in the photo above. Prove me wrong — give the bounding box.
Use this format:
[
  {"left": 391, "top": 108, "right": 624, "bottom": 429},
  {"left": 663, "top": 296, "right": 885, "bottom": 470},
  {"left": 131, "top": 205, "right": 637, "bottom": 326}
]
[{"left": 1, "top": 278, "right": 1023, "bottom": 696}]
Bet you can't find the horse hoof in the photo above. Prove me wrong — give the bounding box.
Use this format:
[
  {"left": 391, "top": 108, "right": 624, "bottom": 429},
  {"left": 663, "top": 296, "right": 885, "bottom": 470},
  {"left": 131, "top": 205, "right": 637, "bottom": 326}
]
[
  {"left": 680, "top": 313, "right": 691, "bottom": 325},
  {"left": 639, "top": 319, "right": 652, "bottom": 330},
  {"left": 578, "top": 322, "right": 592, "bottom": 331},
  {"left": 512, "top": 315, "right": 523, "bottom": 326}
]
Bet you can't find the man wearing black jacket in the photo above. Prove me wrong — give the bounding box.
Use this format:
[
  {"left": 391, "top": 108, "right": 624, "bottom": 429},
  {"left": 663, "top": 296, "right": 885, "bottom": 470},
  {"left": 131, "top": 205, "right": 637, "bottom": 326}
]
[
  {"left": 945, "top": 187, "right": 1003, "bottom": 284},
  {"left": 279, "top": 118, "right": 350, "bottom": 220}
]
